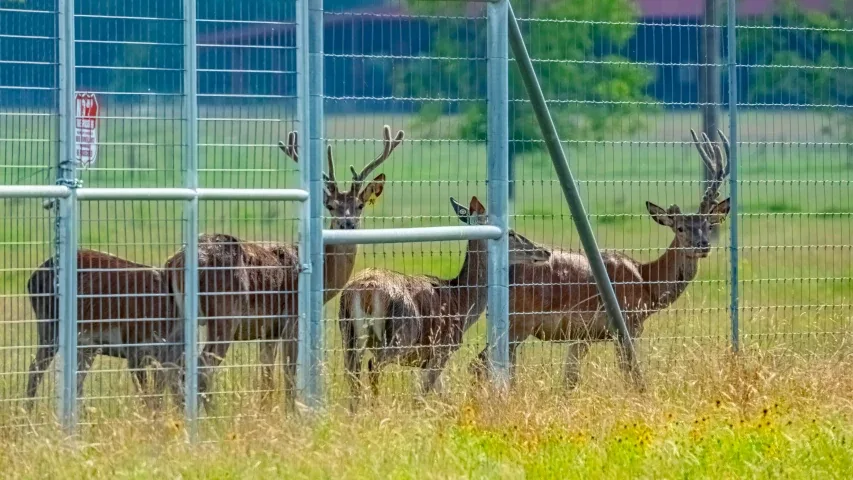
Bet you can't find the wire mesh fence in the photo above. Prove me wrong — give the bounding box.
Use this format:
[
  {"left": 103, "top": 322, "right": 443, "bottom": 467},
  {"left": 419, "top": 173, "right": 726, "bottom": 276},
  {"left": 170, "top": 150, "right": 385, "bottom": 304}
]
[
  {"left": 0, "top": 0, "right": 850, "bottom": 434},
  {"left": 1, "top": 0, "right": 59, "bottom": 428},
  {"left": 66, "top": 1, "right": 185, "bottom": 425},
  {"left": 319, "top": 1, "right": 496, "bottom": 407},
  {"left": 509, "top": 5, "right": 737, "bottom": 387},
  {"left": 193, "top": 0, "right": 299, "bottom": 423}
]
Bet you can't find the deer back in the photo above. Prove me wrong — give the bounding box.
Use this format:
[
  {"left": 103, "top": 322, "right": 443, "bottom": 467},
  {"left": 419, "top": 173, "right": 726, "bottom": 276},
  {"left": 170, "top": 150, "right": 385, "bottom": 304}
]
[
  {"left": 508, "top": 247, "right": 649, "bottom": 340},
  {"left": 28, "top": 250, "right": 179, "bottom": 343},
  {"left": 239, "top": 241, "right": 299, "bottom": 321}
]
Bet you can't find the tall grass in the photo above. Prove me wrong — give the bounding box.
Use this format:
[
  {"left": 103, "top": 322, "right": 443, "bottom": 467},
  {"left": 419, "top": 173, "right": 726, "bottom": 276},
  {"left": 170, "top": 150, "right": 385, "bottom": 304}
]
[{"left": 2, "top": 352, "right": 853, "bottom": 478}]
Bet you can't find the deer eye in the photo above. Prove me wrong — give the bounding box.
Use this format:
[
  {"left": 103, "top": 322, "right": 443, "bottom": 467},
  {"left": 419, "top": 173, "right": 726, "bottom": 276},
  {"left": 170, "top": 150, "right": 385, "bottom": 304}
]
[{"left": 677, "top": 226, "right": 685, "bottom": 233}]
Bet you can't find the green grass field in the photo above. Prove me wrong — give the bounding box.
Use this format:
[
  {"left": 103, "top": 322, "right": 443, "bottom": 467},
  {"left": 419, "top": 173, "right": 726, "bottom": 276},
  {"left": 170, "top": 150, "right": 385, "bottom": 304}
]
[{"left": 0, "top": 109, "right": 851, "bottom": 475}]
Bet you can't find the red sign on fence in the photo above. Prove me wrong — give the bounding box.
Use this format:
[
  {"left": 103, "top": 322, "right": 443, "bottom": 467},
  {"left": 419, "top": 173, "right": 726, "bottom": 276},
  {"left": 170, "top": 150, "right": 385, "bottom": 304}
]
[{"left": 75, "top": 92, "right": 99, "bottom": 167}]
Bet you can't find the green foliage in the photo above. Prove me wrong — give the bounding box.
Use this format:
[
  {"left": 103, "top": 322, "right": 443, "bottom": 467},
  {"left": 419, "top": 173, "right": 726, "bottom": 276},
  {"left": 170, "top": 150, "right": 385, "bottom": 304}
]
[
  {"left": 325, "top": 0, "right": 380, "bottom": 10},
  {"left": 739, "top": 0, "right": 853, "bottom": 145},
  {"left": 395, "top": 0, "right": 656, "bottom": 154}
]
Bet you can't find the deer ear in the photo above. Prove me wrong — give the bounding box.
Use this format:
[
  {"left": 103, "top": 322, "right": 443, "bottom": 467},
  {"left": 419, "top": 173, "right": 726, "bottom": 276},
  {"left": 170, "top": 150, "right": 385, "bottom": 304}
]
[
  {"left": 450, "top": 197, "right": 471, "bottom": 224},
  {"left": 708, "top": 198, "right": 731, "bottom": 225},
  {"left": 469, "top": 196, "right": 486, "bottom": 215},
  {"left": 646, "top": 201, "right": 673, "bottom": 227},
  {"left": 358, "top": 174, "right": 385, "bottom": 205}
]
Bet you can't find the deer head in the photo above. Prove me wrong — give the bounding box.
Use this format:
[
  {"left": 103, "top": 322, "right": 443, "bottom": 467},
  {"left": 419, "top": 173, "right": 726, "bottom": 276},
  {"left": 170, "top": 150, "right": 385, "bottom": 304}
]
[
  {"left": 450, "top": 196, "right": 551, "bottom": 265},
  {"left": 645, "top": 129, "right": 732, "bottom": 259},
  {"left": 279, "top": 125, "right": 404, "bottom": 230}
]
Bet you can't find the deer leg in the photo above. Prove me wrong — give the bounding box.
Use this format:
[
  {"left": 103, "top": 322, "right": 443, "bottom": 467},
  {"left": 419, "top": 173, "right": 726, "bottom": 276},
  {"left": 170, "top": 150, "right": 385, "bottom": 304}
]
[
  {"left": 197, "top": 295, "right": 242, "bottom": 411},
  {"left": 419, "top": 353, "right": 449, "bottom": 397},
  {"left": 197, "top": 330, "right": 232, "bottom": 413},
  {"left": 469, "top": 340, "right": 520, "bottom": 387},
  {"left": 25, "top": 341, "right": 58, "bottom": 411},
  {"left": 127, "top": 350, "right": 150, "bottom": 408},
  {"left": 258, "top": 339, "right": 277, "bottom": 403},
  {"left": 469, "top": 345, "right": 489, "bottom": 383},
  {"left": 367, "top": 357, "right": 381, "bottom": 399},
  {"left": 564, "top": 341, "right": 590, "bottom": 390},
  {"left": 280, "top": 335, "right": 298, "bottom": 413},
  {"left": 75, "top": 345, "right": 99, "bottom": 400},
  {"left": 126, "top": 348, "right": 146, "bottom": 392},
  {"left": 615, "top": 334, "right": 645, "bottom": 393},
  {"left": 508, "top": 340, "right": 520, "bottom": 386},
  {"left": 128, "top": 348, "right": 165, "bottom": 410},
  {"left": 345, "top": 342, "right": 365, "bottom": 413},
  {"left": 149, "top": 338, "right": 184, "bottom": 410}
]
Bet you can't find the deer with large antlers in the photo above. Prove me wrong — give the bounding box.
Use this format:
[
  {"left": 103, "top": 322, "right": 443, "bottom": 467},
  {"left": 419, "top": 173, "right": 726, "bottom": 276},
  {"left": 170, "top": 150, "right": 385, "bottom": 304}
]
[
  {"left": 472, "top": 129, "right": 732, "bottom": 389},
  {"left": 25, "top": 250, "right": 183, "bottom": 410},
  {"left": 165, "top": 126, "right": 404, "bottom": 409},
  {"left": 338, "top": 196, "right": 551, "bottom": 411}
]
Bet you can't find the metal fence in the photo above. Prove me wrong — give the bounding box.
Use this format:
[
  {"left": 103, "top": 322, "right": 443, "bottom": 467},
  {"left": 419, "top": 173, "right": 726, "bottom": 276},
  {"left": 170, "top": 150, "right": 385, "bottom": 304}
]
[{"left": 0, "top": 0, "right": 850, "bottom": 437}]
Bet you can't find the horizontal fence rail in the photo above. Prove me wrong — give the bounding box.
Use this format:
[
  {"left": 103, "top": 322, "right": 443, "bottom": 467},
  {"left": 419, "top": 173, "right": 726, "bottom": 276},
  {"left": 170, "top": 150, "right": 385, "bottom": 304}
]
[
  {"left": 323, "top": 226, "right": 504, "bottom": 245},
  {"left": 0, "top": 187, "right": 309, "bottom": 202}
]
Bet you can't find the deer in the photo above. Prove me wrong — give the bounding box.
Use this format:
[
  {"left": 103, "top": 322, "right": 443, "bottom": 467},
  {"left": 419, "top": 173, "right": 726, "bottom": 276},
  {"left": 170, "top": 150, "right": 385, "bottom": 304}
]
[
  {"left": 25, "top": 249, "right": 184, "bottom": 410},
  {"left": 471, "top": 129, "right": 732, "bottom": 390},
  {"left": 338, "top": 196, "right": 551, "bottom": 411},
  {"left": 164, "top": 125, "right": 404, "bottom": 410}
]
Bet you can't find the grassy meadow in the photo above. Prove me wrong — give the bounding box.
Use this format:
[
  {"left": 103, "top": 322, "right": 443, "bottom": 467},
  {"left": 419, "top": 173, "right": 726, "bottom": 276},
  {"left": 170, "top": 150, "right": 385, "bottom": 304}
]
[
  {"left": 0, "top": 107, "right": 851, "bottom": 475},
  {"left": 2, "top": 354, "right": 853, "bottom": 477}
]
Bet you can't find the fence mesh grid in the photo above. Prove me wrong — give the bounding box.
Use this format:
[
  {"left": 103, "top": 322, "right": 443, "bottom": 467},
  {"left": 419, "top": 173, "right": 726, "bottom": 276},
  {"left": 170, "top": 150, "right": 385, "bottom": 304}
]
[
  {"left": 319, "top": 1, "right": 494, "bottom": 406},
  {"left": 70, "top": 1, "right": 184, "bottom": 424},
  {"left": 509, "top": 8, "right": 736, "bottom": 387},
  {"left": 1, "top": 0, "right": 59, "bottom": 427},
  {"left": 190, "top": 0, "right": 299, "bottom": 422},
  {"left": 0, "top": 0, "right": 850, "bottom": 431},
  {"left": 736, "top": 14, "right": 852, "bottom": 355}
]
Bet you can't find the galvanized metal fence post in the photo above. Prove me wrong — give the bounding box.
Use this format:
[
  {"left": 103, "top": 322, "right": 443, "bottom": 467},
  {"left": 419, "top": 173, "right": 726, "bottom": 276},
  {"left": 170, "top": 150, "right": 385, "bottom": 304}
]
[
  {"left": 296, "top": 0, "right": 324, "bottom": 408},
  {"left": 486, "top": 0, "right": 510, "bottom": 389},
  {"left": 726, "top": 0, "right": 740, "bottom": 352},
  {"left": 296, "top": 0, "right": 310, "bottom": 408},
  {"left": 506, "top": 3, "right": 643, "bottom": 389},
  {"left": 56, "top": 0, "right": 79, "bottom": 431},
  {"left": 295, "top": 0, "right": 314, "bottom": 406},
  {"left": 182, "top": 0, "right": 200, "bottom": 437}
]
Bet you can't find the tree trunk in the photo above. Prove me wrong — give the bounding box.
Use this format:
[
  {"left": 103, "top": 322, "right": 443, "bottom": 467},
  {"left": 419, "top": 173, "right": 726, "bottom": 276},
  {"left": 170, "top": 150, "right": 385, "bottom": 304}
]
[
  {"left": 701, "top": 0, "right": 722, "bottom": 241},
  {"left": 700, "top": 0, "right": 722, "bottom": 180}
]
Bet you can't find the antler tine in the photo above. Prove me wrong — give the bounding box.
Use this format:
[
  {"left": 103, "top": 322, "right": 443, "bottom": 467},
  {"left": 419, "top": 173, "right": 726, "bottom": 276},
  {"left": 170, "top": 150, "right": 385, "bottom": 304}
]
[
  {"left": 278, "top": 131, "right": 299, "bottom": 162},
  {"left": 326, "top": 144, "right": 337, "bottom": 185},
  {"left": 349, "top": 124, "right": 405, "bottom": 190},
  {"left": 700, "top": 132, "right": 720, "bottom": 173},
  {"left": 699, "top": 155, "right": 732, "bottom": 214},
  {"left": 716, "top": 128, "right": 732, "bottom": 179},
  {"left": 691, "top": 129, "right": 731, "bottom": 214},
  {"left": 690, "top": 129, "right": 715, "bottom": 174}
]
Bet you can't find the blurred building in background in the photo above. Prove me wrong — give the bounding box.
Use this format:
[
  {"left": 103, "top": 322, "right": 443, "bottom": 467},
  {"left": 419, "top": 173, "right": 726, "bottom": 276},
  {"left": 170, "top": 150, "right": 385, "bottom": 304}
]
[{"left": 0, "top": 0, "right": 840, "bottom": 111}]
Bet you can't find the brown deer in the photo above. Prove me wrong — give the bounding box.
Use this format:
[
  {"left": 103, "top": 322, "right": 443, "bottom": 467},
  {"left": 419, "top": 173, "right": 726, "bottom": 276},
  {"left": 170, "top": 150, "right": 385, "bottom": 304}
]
[
  {"left": 472, "top": 129, "right": 732, "bottom": 389},
  {"left": 25, "top": 249, "right": 184, "bottom": 410},
  {"left": 338, "top": 196, "right": 551, "bottom": 410},
  {"left": 165, "top": 125, "right": 404, "bottom": 409}
]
